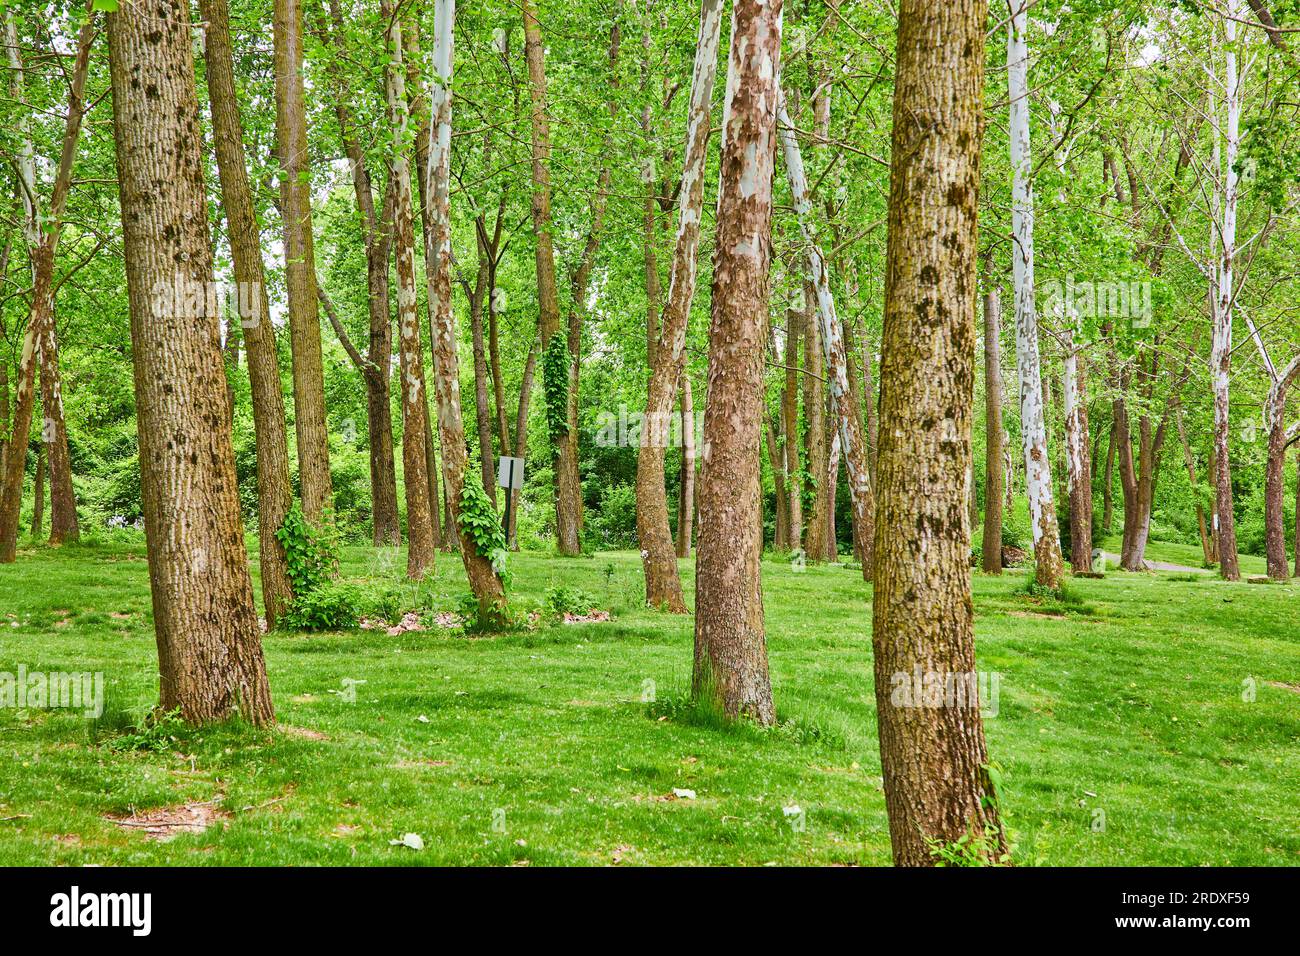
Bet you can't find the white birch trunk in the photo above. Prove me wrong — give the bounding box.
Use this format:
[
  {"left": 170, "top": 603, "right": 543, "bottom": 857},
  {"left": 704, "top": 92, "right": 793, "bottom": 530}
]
[
  {"left": 1007, "top": 4, "right": 1064, "bottom": 588},
  {"left": 776, "top": 91, "right": 874, "bottom": 579},
  {"left": 422, "top": 0, "right": 505, "bottom": 604},
  {"left": 1210, "top": 0, "right": 1242, "bottom": 580}
]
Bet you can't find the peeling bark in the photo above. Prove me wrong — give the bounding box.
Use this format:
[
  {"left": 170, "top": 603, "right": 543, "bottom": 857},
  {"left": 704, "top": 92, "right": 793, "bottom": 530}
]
[
  {"left": 692, "top": 0, "right": 782, "bottom": 725},
  {"left": 981, "top": 285, "right": 1003, "bottom": 573},
  {"left": 1007, "top": 4, "right": 1064, "bottom": 589},
  {"left": 0, "top": 9, "right": 93, "bottom": 561},
  {"left": 1063, "top": 332, "right": 1092, "bottom": 572},
  {"left": 424, "top": 0, "right": 506, "bottom": 607},
  {"left": 777, "top": 92, "right": 874, "bottom": 579},
  {"left": 635, "top": 0, "right": 724, "bottom": 611}
]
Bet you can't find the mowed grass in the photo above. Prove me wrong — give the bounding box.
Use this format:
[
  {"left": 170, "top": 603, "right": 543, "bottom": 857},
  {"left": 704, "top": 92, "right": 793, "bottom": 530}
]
[{"left": 1, "top": 538, "right": 1298, "bottom": 866}]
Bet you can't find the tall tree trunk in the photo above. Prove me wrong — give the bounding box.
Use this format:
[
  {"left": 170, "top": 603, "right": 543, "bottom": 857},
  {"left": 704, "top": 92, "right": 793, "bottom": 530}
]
[
  {"left": 1063, "top": 333, "right": 1092, "bottom": 572},
  {"left": 862, "top": 334, "right": 879, "bottom": 477},
  {"left": 316, "top": 0, "right": 400, "bottom": 547},
  {"left": 783, "top": 305, "right": 804, "bottom": 548},
  {"left": 381, "top": 0, "right": 435, "bottom": 579},
  {"left": 766, "top": 412, "right": 788, "bottom": 549},
  {"left": 777, "top": 93, "right": 875, "bottom": 579},
  {"left": 874, "top": 0, "right": 1003, "bottom": 867},
  {"left": 39, "top": 316, "right": 78, "bottom": 544},
  {"left": 1262, "top": 364, "right": 1300, "bottom": 579},
  {"left": 0, "top": 362, "right": 8, "bottom": 478},
  {"left": 202, "top": 0, "right": 295, "bottom": 626},
  {"left": 634, "top": 0, "right": 724, "bottom": 611},
  {"left": 424, "top": 0, "right": 506, "bottom": 608},
  {"left": 107, "top": 0, "right": 273, "bottom": 725},
  {"left": 1102, "top": 418, "right": 1116, "bottom": 535},
  {"left": 1007, "top": 3, "right": 1064, "bottom": 590},
  {"left": 1211, "top": 0, "right": 1242, "bottom": 581},
  {"left": 692, "top": 0, "right": 782, "bottom": 724},
  {"left": 400, "top": 6, "right": 444, "bottom": 557},
  {"left": 676, "top": 377, "right": 695, "bottom": 558},
  {"left": 982, "top": 285, "right": 1003, "bottom": 573},
  {"left": 273, "top": 0, "right": 332, "bottom": 522},
  {"left": 521, "top": 0, "right": 580, "bottom": 555},
  {"left": 508, "top": 345, "right": 539, "bottom": 550},
  {"left": 0, "top": 8, "right": 94, "bottom": 562},
  {"left": 1175, "top": 407, "right": 1215, "bottom": 566},
  {"left": 1294, "top": 449, "right": 1300, "bottom": 578},
  {"left": 801, "top": 284, "right": 829, "bottom": 561},
  {"left": 469, "top": 228, "right": 497, "bottom": 503},
  {"left": 30, "top": 440, "right": 44, "bottom": 539}
]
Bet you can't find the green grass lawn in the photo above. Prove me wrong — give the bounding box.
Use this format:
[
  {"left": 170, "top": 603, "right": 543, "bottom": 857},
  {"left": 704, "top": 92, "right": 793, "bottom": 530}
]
[{"left": 1, "top": 538, "right": 1298, "bottom": 866}]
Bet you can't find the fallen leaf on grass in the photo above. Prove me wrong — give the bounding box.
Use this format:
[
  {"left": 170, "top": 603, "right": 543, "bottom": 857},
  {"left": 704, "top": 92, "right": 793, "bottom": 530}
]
[{"left": 389, "top": 832, "right": 424, "bottom": 850}]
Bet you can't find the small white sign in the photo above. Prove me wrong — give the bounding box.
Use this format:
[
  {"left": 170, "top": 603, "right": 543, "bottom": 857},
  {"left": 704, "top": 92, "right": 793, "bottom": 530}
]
[{"left": 497, "top": 456, "right": 525, "bottom": 490}]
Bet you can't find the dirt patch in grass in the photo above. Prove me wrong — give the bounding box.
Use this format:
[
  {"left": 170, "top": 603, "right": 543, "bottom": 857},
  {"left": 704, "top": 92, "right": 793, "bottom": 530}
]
[
  {"left": 107, "top": 800, "right": 229, "bottom": 841},
  {"left": 279, "top": 724, "right": 330, "bottom": 741}
]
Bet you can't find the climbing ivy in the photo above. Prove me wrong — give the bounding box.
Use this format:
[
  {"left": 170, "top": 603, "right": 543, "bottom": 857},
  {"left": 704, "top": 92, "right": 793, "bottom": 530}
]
[
  {"left": 459, "top": 471, "right": 509, "bottom": 580},
  {"left": 541, "top": 331, "right": 569, "bottom": 446}
]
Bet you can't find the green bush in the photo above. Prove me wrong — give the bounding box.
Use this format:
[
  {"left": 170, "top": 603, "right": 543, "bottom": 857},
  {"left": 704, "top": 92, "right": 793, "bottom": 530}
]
[
  {"left": 588, "top": 482, "right": 638, "bottom": 550},
  {"left": 280, "top": 580, "right": 358, "bottom": 632},
  {"left": 274, "top": 503, "right": 355, "bottom": 631},
  {"left": 544, "top": 585, "right": 598, "bottom": 618}
]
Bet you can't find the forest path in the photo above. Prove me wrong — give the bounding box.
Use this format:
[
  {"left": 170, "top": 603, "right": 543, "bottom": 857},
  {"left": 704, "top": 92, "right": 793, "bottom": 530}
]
[{"left": 1097, "top": 552, "right": 1210, "bottom": 574}]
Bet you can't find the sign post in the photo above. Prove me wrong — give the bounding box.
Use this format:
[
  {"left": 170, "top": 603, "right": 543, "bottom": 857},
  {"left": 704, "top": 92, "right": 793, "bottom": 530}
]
[{"left": 496, "top": 456, "right": 525, "bottom": 545}]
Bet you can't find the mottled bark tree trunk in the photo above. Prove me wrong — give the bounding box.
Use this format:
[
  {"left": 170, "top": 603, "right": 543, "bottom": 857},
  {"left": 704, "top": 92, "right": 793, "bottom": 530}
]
[
  {"left": 1102, "top": 419, "right": 1116, "bottom": 535},
  {"left": 316, "top": 0, "right": 400, "bottom": 547},
  {"left": 1175, "top": 408, "right": 1215, "bottom": 566},
  {"left": 274, "top": 0, "right": 332, "bottom": 522},
  {"left": 381, "top": 0, "right": 435, "bottom": 579},
  {"left": 783, "top": 306, "right": 803, "bottom": 548},
  {"left": 1294, "top": 449, "right": 1300, "bottom": 578},
  {"left": 1007, "top": 4, "right": 1064, "bottom": 589},
  {"left": 691, "top": 0, "right": 782, "bottom": 725},
  {"left": 766, "top": 412, "right": 788, "bottom": 549},
  {"left": 982, "top": 285, "right": 1003, "bottom": 573},
  {"left": 1261, "top": 360, "right": 1300, "bottom": 579},
  {"left": 39, "top": 314, "right": 78, "bottom": 545},
  {"left": 202, "top": 0, "right": 295, "bottom": 626},
  {"left": 521, "top": 0, "right": 580, "bottom": 555},
  {"left": 874, "top": 0, "right": 1003, "bottom": 867},
  {"left": 0, "top": 9, "right": 92, "bottom": 560},
  {"left": 469, "top": 225, "right": 498, "bottom": 503},
  {"left": 1210, "top": 1, "right": 1243, "bottom": 581},
  {"left": 1063, "top": 333, "right": 1092, "bottom": 572},
  {"left": 676, "top": 377, "right": 695, "bottom": 558},
  {"left": 30, "top": 441, "right": 44, "bottom": 539},
  {"left": 777, "top": 92, "right": 874, "bottom": 579},
  {"left": 425, "top": 0, "right": 506, "bottom": 608},
  {"left": 802, "top": 285, "right": 829, "bottom": 561},
  {"left": 107, "top": 0, "right": 273, "bottom": 725},
  {"left": 635, "top": 0, "right": 723, "bottom": 611}
]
